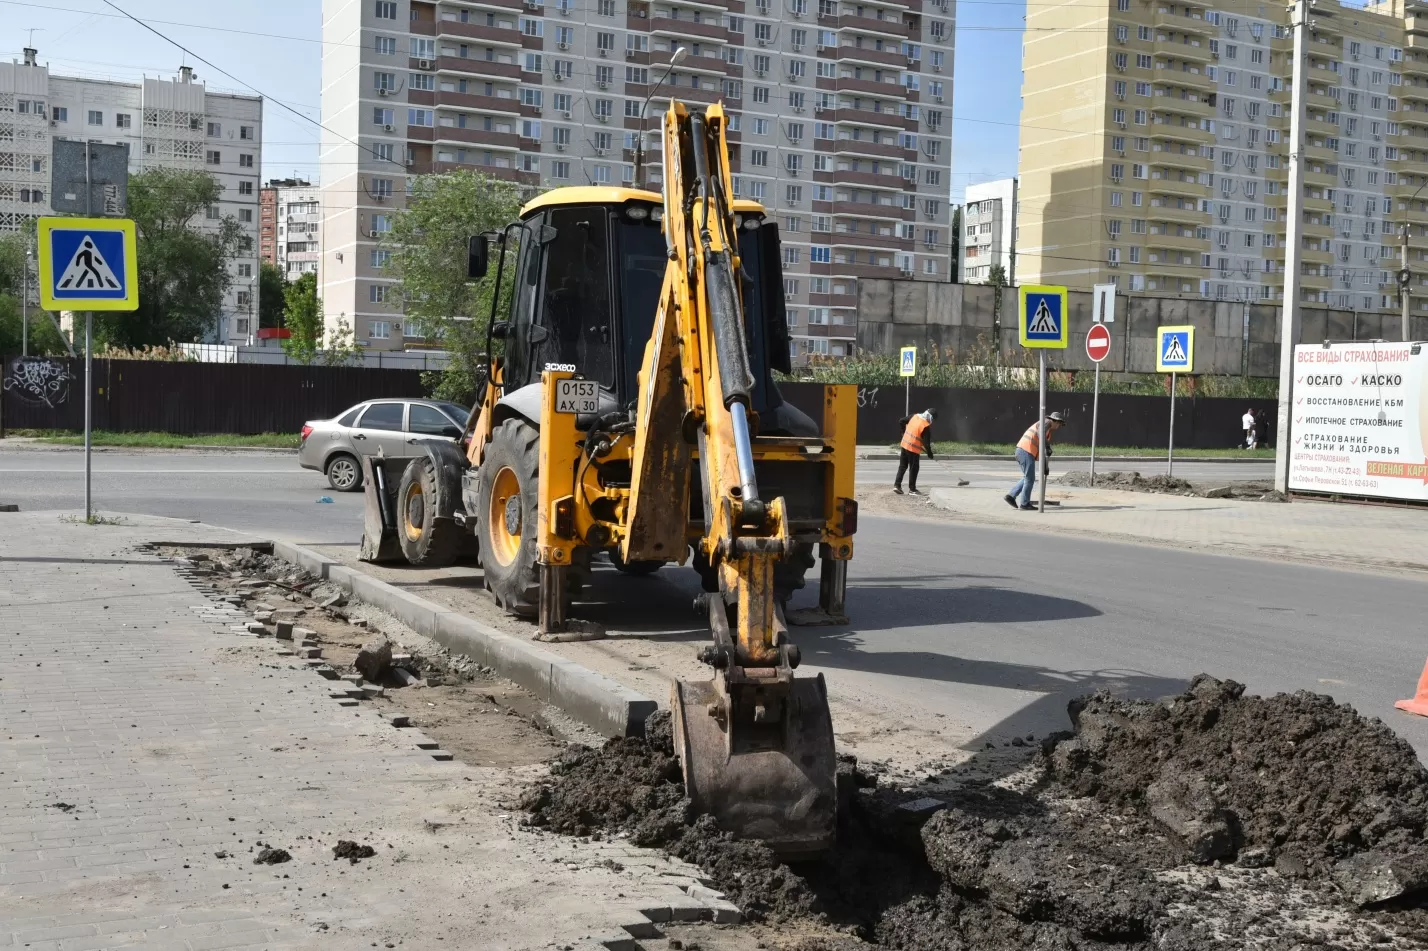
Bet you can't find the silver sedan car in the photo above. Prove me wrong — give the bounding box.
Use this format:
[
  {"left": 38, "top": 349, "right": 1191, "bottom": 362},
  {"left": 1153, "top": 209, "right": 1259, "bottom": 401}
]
[{"left": 298, "top": 398, "right": 470, "bottom": 491}]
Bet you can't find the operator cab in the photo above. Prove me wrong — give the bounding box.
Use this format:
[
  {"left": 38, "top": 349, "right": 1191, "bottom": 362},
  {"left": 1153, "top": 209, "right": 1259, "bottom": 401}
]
[{"left": 474, "top": 187, "right": 806, "bottom": 434}]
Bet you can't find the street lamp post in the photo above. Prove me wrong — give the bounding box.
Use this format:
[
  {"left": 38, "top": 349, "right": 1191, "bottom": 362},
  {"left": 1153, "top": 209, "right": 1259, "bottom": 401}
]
[
  {"left": 633, "top": 46, "right": 689, "bottom": 190},
  {"left": 1400, "top": 179, "right": 1428, "bottom": 342}
]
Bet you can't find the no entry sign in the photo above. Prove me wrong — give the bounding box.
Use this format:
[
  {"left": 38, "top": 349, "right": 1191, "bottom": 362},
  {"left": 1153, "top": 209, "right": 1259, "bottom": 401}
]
[{"left": 1086, "top": 322, "right": 1112, "bottom": 363}]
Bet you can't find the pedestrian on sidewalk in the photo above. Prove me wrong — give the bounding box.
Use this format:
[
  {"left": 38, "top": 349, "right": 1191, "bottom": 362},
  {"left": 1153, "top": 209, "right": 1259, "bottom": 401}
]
[
  {"left": 1005, "top": 412, "right": 1064, "bottom": 510},
  {"left": 894, "top": 408, "right": 937, "bottom": 495},
  {"left": 1243, "top": 407, "right": 1257, "bottom": 449}
]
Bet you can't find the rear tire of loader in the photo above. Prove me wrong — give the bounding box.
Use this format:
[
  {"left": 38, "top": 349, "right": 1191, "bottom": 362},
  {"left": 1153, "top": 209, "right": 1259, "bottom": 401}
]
[
  {"left": 475, "top": 418, "right": 541, "bottom": 617},
  {"left": 396, "top": 457, "right": 463, "bottom": 567}
]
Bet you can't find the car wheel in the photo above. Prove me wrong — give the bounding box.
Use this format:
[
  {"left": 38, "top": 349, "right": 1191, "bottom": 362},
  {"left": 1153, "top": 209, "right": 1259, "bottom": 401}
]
[{"left": 326, "top": 453, "right": 362, "bottom": 492}]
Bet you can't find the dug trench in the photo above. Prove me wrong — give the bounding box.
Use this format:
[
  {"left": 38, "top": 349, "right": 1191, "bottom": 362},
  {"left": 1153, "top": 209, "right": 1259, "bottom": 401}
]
[{"left": 523, "top": 676, "right": 1428, "bottom": 950}]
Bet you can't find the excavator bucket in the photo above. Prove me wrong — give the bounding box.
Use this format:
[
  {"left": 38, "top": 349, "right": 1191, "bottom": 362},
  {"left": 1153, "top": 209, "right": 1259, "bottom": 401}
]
[{"left": 671, "top": 672, "right": 838, "bottom": 859}]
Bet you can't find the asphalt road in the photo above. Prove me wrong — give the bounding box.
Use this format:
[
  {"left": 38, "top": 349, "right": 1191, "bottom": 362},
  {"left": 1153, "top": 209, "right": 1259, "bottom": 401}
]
[{"left": 4, "top": 446, "right": 1424, "bottom": 759}]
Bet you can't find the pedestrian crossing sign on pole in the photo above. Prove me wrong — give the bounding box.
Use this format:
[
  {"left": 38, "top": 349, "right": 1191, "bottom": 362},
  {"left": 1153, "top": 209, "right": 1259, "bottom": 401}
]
[
  {"left": 1018, "top": 285, "right": 1068, "bottom": 349},
  {"left": 1156, "top": 325, "right": 1194, "bottom": 373},
  {"left": 899, "top": 346, "right": 917, "bottom": 377},
  {"left": 37, "top": 217, "right": 139, "bottom": 312}
]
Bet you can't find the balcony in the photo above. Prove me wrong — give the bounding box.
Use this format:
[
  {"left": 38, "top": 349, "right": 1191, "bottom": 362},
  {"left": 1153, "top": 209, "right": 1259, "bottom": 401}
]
[
  {"left": 1400, "top": 82, "right": 1428, "bottom": 104},
  {"left": 1144, "top": 232, "right": 1206, "bottom": 253},
  {"left": 828, "top": 137, "right": 911, "bottom": 160},
  {"left": 829, "top": 107, "right": 914, "bottom": 131},
  {"left": 831, "top": 44, "right": 907, "bottom": 68},
  {"left": 409, "top": 159, "right": 538, "bottom": 184},
  {"left": 1147, "top": 176, "right": 1207, "bottom": 200},
  {"left": 1303, "top": 169, "right": 1336, "bottom": 188},
  {"left": 436, "top": 55, "right": 521, "bottom": 80},
  {"left": 828, "top": 231, "right": 911, "bottom": 251},
  {"left": 1150, "top": 120, "right": 1214, "bottom": 145},
  {"left": 1152, "top": 8, "right": 1213, "bottom": 36},
  {"left": 1306, "top": 89, "right": 1341, "bottom": 111},
  {"left": 1149, "top": 202, "right": 1207, "bottom": 225},
  {"left": 1302, "top": 194, "right": 1333, "bottom": 214},
  {"left": 833, "top": 200, "right": 912, "bottom": 220},
  {"left": 1305, "top": 117, "right": 1339, "bottom": 138},
  {"left": 431, "top": 90, "right": 522, "bottom": 115},
  {"left": 1149, "top": 147, "right": 1209, "bottom": 171},
  {"left": 1399, "top": 109, "right": 1428, "bottom": 130},
  {"left": 1300, "top": 246, "right": 1334, "bottom": 266},
  {"left": 835, "top": 14, "right": 910, "bottom": 39},
  {"left": 823, "top": 168, "right": 910, "bottom": 189},
  {"left": 1154, "top": 37, "right": 1213, "bottom": 64},
  {"left": 649, "top": 15, "right": 729, "bottom": 41},
  {"left": 826, "top": 76, "right": 909, "bottom": 98},
  {"left": 435, "top": 20, "right": 522, "bottom": 46},
  {"left": 433, "top": 125, "right": 520, "bottom": 150},
  {"left": 1157, "top": 66, "right": 1215, "bottom": 93}
]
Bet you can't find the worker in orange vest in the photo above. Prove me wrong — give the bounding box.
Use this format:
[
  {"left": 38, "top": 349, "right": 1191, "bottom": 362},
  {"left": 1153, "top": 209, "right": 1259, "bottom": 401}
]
[
  {"left": 1005, "top": 411, "right": 1065, "bottom": 510},
  {"left": 894, "top": 408, "right": 937, "bottom": 495}
]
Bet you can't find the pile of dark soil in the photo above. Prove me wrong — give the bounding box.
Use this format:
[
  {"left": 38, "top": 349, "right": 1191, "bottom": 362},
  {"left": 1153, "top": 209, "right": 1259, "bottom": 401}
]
[
  {"left": 1059, "top": 470, "right": 1286, "bottom": 501},
  {"left": 522, "top": 681, "right": 1428, "bottom": 950}
]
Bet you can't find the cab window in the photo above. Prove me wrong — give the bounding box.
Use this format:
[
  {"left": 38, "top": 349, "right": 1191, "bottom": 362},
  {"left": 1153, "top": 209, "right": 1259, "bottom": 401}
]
[{"left": 536, "top": 205, "right": 614, "bottom": 387}]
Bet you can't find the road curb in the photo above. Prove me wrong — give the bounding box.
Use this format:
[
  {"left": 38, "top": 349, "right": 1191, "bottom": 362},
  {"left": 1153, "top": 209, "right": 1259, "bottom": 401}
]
[{"left": 270, "top": 540, "right": 657, "bottom": 738}]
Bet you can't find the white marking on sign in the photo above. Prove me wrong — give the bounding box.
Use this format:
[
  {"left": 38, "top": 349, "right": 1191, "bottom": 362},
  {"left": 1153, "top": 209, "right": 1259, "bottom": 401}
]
[
  {"left": 56, "top": 236, "right": 122, "bottom": 291},
  {"left": 1163, "top": 334, "right": 1187, "bottom": 363},
  {"left": 1028, "top": 298, "right": 1058, "bottom": 335},
  {"left": 555, "top": 378, "right": 599, "bottom": 414},
  {"left": 1086, "top": 323, "right": 1111, "bottom": 363}
]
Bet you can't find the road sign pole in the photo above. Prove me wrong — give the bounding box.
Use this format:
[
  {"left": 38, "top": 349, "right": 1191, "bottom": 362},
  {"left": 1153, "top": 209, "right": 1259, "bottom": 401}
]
[
  {"left": 1168, "top": 372, "right": 1177, "bottom": 479},
  {"left": 1090, "top": 362, "right": 1101, "bottom": 487},
  {"left": 905, "top": 376, "right": 910, "bottom": 417},
  {"left": 1037, "top": 350, "right": 1047, "bottom": 513},
  {"left": 84, "top": 312, "right": 92, "bottom": 522}
]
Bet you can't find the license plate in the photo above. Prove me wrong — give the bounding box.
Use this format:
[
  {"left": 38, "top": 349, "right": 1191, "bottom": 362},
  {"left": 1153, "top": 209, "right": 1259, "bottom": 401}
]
[{"left": 555, "top": 379, "right": 599, "bottom": 415}]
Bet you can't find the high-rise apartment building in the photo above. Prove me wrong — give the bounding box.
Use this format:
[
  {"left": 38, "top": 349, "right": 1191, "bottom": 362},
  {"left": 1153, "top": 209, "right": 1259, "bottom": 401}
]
[
  {"left": 959, "top": 177, "right": 1016, "bottom": 283},
  {"left": 1018, "top": 0, "right": 1428, "bottom": 318},
  {"left": 0, "top": 50, "right": 263, "bottom": 343},
  {"left": 321, "top": 0, "right": 955, "bottom": 357},
  {"left": 260, "top": 179, "right": 322, "bottom": 279}
]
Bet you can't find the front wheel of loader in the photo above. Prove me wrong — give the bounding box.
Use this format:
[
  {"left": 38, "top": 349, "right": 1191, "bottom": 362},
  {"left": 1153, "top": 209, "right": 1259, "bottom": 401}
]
[
  {"left": 475, "top": 418, "right": 541, "bottom": 617},
  {"left": 396, "top": 457, "right": 463, "bottom": 567}
]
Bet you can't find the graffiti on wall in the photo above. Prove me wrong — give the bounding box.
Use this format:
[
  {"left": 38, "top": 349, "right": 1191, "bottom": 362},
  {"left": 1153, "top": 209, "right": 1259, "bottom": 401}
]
[{"left": 3, "top": 357, "right": 71, "bottom": 408}]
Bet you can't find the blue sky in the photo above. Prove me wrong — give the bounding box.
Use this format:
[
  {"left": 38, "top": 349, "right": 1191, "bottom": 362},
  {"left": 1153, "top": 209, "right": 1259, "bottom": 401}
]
[{"left": 8, "top": 0, "right": 1024, "bottom": 201}]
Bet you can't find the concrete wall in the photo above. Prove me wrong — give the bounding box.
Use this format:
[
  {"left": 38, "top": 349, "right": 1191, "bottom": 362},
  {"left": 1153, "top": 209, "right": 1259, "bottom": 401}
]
[{"left": 857, "top": 280, "right": 1428, "bottom": 377}]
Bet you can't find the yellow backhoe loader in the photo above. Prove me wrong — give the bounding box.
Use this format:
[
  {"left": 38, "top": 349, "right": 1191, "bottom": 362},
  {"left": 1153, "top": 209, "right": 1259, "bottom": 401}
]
[{"left": 360, "top": 100, "right": 857, "bottom": 856}]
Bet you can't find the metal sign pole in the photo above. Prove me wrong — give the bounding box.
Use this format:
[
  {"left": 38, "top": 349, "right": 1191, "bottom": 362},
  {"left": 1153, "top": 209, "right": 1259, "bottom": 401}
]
[
  {"left": 84, "top": 312, "right": 93, "bottom": 522},
  {"left": 1090, "top": 361, "right": 1101, "bottom": 487},
  {"left": 904, "top": 376, "right": 910, "bottom": 417},
  {"left": 1037, "top": 350, "right": 1047, "bottom": 513},
  {"left": 1168, "top": 372, "right": 1177, "bottom": 479}
]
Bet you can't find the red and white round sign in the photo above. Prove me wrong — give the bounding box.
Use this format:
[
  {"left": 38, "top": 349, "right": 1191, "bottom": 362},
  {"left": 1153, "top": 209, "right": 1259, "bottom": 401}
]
[{"left": 1086, "top": 323, "right": 1112, "bottom": 363}]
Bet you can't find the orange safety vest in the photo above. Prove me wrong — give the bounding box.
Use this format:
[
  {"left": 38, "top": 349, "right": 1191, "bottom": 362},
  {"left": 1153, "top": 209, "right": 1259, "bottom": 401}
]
[
  {"left": 1016, "top": 422, "right": 1051, "bottom": 459},
  {"left": 900, "top": 415, "right": 931, "bottom": 454}
]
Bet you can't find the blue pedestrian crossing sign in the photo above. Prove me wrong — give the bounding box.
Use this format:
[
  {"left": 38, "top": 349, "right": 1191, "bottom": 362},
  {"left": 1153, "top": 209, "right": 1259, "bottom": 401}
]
[
  {"left": 899, "top": 346, "right": 917, "bottom": 377},
  {"left": 1156, "top": 325, "right": 1194, "bottom": 373},
  {"left": 1018, "top": 285, "right": 1068, "bottom": 349},
  {"left": 38, "top": 216, "right": 139, "bottom": 312}
]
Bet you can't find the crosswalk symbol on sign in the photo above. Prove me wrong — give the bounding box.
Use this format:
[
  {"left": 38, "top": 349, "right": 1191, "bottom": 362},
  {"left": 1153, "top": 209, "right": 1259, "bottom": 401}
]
[
  {"left": 1163, "top": 335, "right": 1186, "bottom": 363},
  {"left": 56, "top": 236, "right": 122, "bottom": 292},
  {"left": 1028, "top": 299, "right": 1057, "bottom": 335}
]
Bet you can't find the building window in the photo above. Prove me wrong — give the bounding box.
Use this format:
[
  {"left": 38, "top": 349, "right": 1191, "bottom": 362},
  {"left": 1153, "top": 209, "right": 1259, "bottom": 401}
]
[
  {"left": 370, "top": 320, "right": 392, "bottom": 339},
  {"left": 239, "top": 209, "right": 253, "bottom": 223},
  {"left": 239, "top": 154, "right": 254, "bottom": 168},
  {"left": 206, "top": 205, "right": 220, "bottom": 220},
  {"left": 810, "top": 246, "right": 831, "bottom": 263},
  {"left": 53, "top": 106, "right": 68, "bottom": 122},
  {"left": 370, "top": 285, "right": 389, "bottom": 304},
  {"left": 375, "top": 35, "right": 397, "bottom": 55},
  {"left": 408, "top": 108, "right": 433, "bottom": 126},
  {"left": 236, "top": 291, "right": 251, "bottom": 307},
  {"left": 206, "top": 150, "right": 221, "bottom": 165},
  {"left": 238, "top": 181, "right": 254, "bottom": 195},
  {"left": 374, "top": 107, "right": 394, "bottom": 126},
  {"left": 375, "top": 0, "right": 397, "bottom": 18},
  {"left": 115, "top": 113, "right": 131, "bottom": 129},
  {"left": 87, "top": 110, "right": 103, "bottom": 125},
  {"left": 371, "top": 249, "right": 391, "bottom": 268},
  {"left": 372, "top": 178, "right": 393, "bottom": 197}
]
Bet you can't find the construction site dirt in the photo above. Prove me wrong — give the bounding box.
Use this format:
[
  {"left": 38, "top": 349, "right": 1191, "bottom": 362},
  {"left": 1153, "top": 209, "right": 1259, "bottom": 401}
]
[{"left": 524, "top": 678, "right": 1428, "bottom": 950}]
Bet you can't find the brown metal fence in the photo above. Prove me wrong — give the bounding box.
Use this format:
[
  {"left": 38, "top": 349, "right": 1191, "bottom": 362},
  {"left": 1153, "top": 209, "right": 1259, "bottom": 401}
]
[{"left": 0, "top": 356, "right": 428, "bottom": 436}]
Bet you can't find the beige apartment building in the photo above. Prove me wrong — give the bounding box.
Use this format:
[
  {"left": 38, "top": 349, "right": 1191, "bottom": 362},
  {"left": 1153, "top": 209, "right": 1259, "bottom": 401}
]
[
  {"left": 320, "top": 0, "right": 955, "bottom": 357},
  {"left": 1017, "top": 0, "right": 1428, "bottom": 318}
]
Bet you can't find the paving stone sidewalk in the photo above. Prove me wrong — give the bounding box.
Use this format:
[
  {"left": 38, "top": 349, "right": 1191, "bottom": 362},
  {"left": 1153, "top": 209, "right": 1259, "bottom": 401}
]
[
  {"left": 0, "top": 512, "right": 722, "bottom": 950},
  {"left": 921, "top": 482, "right": 1428, "bottom": 575}
]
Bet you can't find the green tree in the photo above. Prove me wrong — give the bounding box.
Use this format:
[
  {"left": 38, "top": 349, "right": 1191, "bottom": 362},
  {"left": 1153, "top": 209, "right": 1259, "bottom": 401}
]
[
  {"left": 279, "top": 272, "right": 362, "bottom": 366},
  {"left": 280, "top": 272, "right": 322, "bottom": 364},
  {"left": 258, "top": 261, "right": 287, "bottom": 329},
  {"left": 0, "top": 230, "right": 66, "bottom": 356},
  {"left": 986, "top": 263, "right": 1008, "bottom": 287},
  {"left": 384, "top": 170, "right": 524, "bottom": 404},
  {"left": 94, "top": 168, "right": 243, "bottom": 348}
]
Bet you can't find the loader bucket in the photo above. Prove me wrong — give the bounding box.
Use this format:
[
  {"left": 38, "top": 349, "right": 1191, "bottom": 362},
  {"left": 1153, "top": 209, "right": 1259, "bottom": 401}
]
[
  {"left": 671, "top": 673, "right": 838, "bottom": 859},
  {"left": 358, "top": 454, "right": 405, "bottom": 564}
]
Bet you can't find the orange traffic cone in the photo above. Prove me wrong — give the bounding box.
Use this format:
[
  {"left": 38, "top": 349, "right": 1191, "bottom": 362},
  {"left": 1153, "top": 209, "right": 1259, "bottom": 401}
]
[{"left": 1395, "top": 658, "right": 1428, "bottom": 717}]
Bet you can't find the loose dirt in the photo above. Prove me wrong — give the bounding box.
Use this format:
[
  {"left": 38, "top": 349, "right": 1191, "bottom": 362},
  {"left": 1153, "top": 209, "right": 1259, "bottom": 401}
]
[
  {"left": 1059, "top": 470, "right": 1286, "bottom": 501},
  {"left": 524, "top": 678, "right": 1428, "bottom": 949}
]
